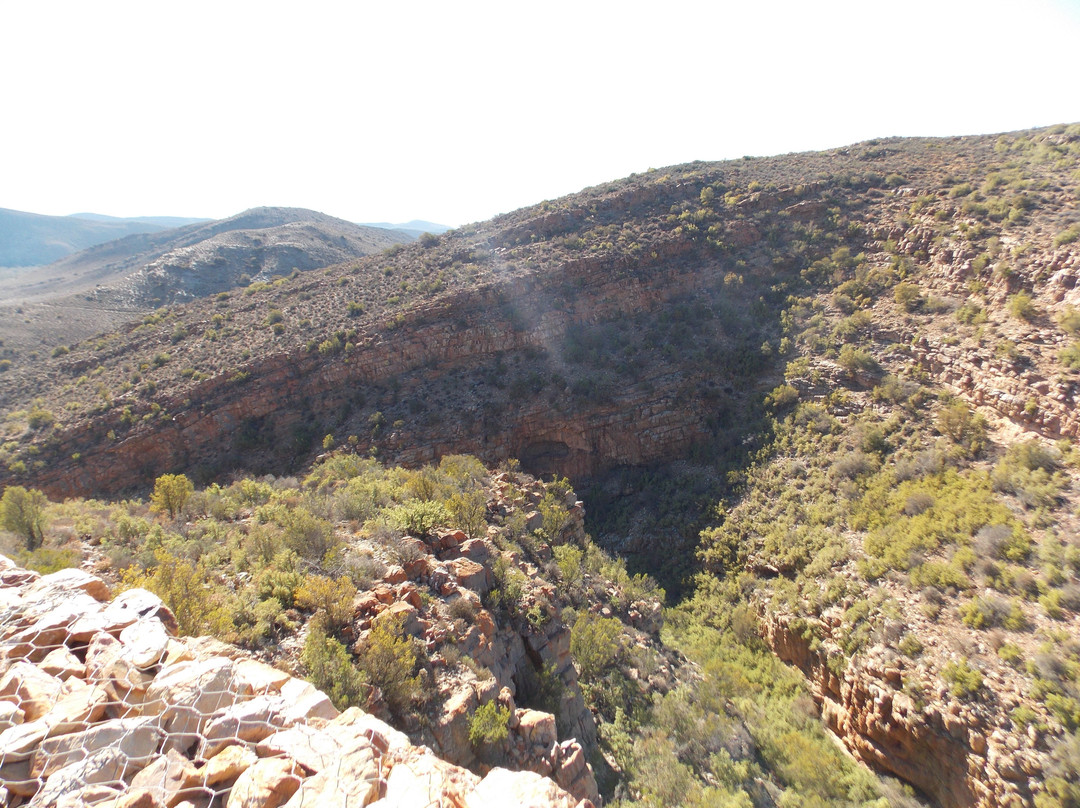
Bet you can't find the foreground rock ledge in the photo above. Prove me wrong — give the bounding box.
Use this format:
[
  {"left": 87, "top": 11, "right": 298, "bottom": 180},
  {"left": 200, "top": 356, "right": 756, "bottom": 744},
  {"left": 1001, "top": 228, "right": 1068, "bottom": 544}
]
[{"left": 0, "top": 558, "right": 594, "bottom": 808}]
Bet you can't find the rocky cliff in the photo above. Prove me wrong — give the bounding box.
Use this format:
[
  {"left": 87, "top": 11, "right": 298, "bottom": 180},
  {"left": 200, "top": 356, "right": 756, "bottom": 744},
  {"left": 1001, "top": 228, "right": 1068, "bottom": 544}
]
[
  {"left": 0, "top": 559, "right": 593, "bottom": 807},
  {"left": 761, "top": 610, "right": 1045, "bottom": 808}
]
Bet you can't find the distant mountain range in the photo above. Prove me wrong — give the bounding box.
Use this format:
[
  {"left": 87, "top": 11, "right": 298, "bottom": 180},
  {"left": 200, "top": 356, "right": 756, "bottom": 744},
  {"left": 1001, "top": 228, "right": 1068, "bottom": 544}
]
[
  {"left": 0, "top": 206, "right": 419, "bottom": 350},
  {"left": 0, "top": 208, "right": 450, "bottom": 270},
  {"left": 362, "top": 220, "right": 453, "bottom": 238},
  {"left": 0, "top": 208, "right": 206, "bottom": 268}
]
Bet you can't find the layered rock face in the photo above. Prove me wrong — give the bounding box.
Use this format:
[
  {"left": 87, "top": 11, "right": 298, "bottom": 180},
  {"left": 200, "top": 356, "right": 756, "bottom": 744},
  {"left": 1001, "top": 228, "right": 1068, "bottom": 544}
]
[
  {"left": 0, "top": 558, "right": 593, "bottom": 808},
  {"left": 761, "top": 611, "right": 1044, "bottom": 808},
  {"left": 23, "top": 232, "right": 759, "bottom": 501}
]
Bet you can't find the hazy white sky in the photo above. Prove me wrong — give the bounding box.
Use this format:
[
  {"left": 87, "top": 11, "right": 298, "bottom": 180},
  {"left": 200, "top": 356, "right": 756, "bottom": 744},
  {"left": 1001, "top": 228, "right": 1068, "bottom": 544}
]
[{"left": 3, "top": 0, "right": 1079, "bottom": 227}]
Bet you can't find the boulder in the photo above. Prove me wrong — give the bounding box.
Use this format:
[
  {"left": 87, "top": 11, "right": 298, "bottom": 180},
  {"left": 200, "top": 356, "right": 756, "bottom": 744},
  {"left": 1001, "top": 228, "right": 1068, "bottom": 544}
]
[
  {"left": 143, "top": 657, "right": 250, "bottom": 752},
  {"left": 226, "top": 757, "right": 303, "bottom": 808},
  {"left": 33, "top": 716, "right": 165, "bottom": 779},
  {"left": 278, "top": 677, "right": 338, "bottom": 723},
  {"left": 372, "top": 602, "right": 420, "bottom": 637},
  {"left": 199, "top": 695, "right": 293, "bottom": 758},
  {"left": 129, "top": 748, "right": 202, "bottom": 806},
  {"left": 38, "top": 648, "right": 85, "bottom": 682},
  {"left": 0, "top": 662, "right": 64, "bottom": 721},
  {"left": 23, "top": 569, "right": 111, "bottom": 604},
  {"left": 374, "top": 746, "right": 479, "bottom": 807},
  {"left": 516, "top": 710, "right": 557, "bottom": 751},
  {"left": 280, "top": 744, "right": 380, "bottom": 808},
  {"left": 465, "top": 768, "right": 586, "bottom": 808},
  {"left": 119, "top": 618, "right": 171, "bottom": 670},
  {"left": 84, "top": 632, "right": 156, "bottom": 715},
  {"left": 30, "top": 747, "right": 130, "bottom": 808},
  {"left": 39, "top": 682, "right": 109, "bottom": 737},
  {"left": 0, "top": 700, "right": 24, "bottom": 733},
  {"left": 233, "top": 660, "right": 292, "bottom": 696},
  {"left": 447, "top": 558, "right": 489, "bottom": 595},
  {"left": 328, "top": 707, "right": 410, "bottom": 753},
  {"left": 202, "top": 744, "right": 257, "bottom": 785},
  {"left": 256, "top": 724, "right": 354, "bottom": 774}
]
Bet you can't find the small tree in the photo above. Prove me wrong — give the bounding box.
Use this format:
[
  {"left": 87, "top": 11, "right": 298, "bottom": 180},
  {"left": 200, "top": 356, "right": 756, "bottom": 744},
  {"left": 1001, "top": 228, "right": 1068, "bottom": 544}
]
[
  {"left": 0, "top": 486, "right": 48, "bottom": 550},
  {"left": 150, "top": 474, "right": 194, "bottom": 519},
  {"left": 469, "top": 700, "right": 511, "bottom": 747},
  {"left": 355, "top": 613, "right": 421, "bottom": 716},
  {"left": 302, "top": 615, "right": 367, "bottom": 710},
  {"left": 570, "top": 611, "right": 624, "bottom": 681},
  {"left": 123, "top": 549, "right": 232, "bottom": 637}
]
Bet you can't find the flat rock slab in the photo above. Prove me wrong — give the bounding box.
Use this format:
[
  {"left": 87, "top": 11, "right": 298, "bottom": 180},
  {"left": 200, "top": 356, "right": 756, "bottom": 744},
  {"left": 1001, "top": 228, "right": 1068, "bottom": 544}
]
[{"left": 33, "top": 716, "right": 165, "bottom": 779}]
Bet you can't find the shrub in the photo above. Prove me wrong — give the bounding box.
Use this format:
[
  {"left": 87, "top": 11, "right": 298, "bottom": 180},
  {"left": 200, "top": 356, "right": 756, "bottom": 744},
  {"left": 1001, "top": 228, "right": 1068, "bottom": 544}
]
[
  {"left": 898, "top": 633, "right": 923, "bottom": 657},
  {"left": 960, "top": 595, "right": 1025, "bottom": 630},
  {"left": 150, "top": 474, "right": 194, "bottom": 519},
  {"left": 355, "top": 613, "right": 421, "bottom": 715},
  {"left": 941, "top": 659, "right": 983, "bottom": 698},
  {"left": 124, "top": 549, "right": 233, "bottom": 637},
  {"left": 1061, "top": 343, "right": 1080, "bottom": 371},
  {"left": 1059, "top": 306, "right": 1080, "bottom": 336},
  {"left": 837, "top": 345, "right": 880, "bottom": 376},
  {"left": 992, "top": 440, "right": 1066, "bottom": 510},
  {"left": 570, "top": 611, "right": 624, "bottom": 681},
  {"left": 469, "top": 700, "right": 511, "bottom": 747},
  {"left": 257, "top": 504, "right": 339, "bottom": 564},
  {"left": 936, "top": 403, "right": 987, "bottom": 456},
  {"left": 391, "top": 500, "right": 448, "bottom": 538},
  {"left": 766, "top": 384, "right": 799, "bottom": 410},
  {"left": 446, "top": 490, "right": 487, "bottom": 538},
  {"left": 894, "top": 283, "right": 923, "bottom": 312},
  {"left": 302, "top": 617, "right": 367, "bottom": 710},
  {"left": 1054, "top": 224, "right": 1080, "bottom": 247},
  {"left": 26, "top": 406, "right": 55, "bottom": 430},
  {"left": 1007, "top": 291, "right": 1037, "bottom": 321},
  {"left": 294, "top": 574, "right": 357, "bottom": 632},
  {"left": 19, "top": 546, "right": 79, "bottom": 574},
  {"left": 0, "top": 486, "right": 48, "bottom": 550}
]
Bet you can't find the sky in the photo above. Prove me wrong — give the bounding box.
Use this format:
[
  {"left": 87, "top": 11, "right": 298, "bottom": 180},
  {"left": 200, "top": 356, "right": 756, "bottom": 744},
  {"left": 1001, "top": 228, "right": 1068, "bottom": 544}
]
[{"left": 2, "top": 0, "right": 1079, "bottom": 228}]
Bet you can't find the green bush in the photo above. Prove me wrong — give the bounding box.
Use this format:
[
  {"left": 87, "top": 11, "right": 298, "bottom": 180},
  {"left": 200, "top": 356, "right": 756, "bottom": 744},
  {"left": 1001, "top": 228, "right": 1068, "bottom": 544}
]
[
  {"left": 0, "top": 486, "right": 48, "bottom": 550},
  {"left": 1061, "top": 343, "right": 1080, "bottom": 371},
  {"left": 894, "top": 283, "right": 923, "bottom": 312},
  {"left": 570, "top": 612, "right": 625, "bottom": 682},
  {"left": 941, "top": 659, "right": 983, "bottom": 698},
  {"left": 302, "top": 617, "right": 367, "bottom": 710},
  {"left": 150, "top": 474, "right": 194, "bottom": 519},
  {"left": 391, "top": 500, "right": 448, "bottom": 539},
  {"left": 936, "top": 402, "right": 987, "bottom": 456},
  {"left": 1059, "top": 307, "right": 1080, "bottom": 336},
  {"left": 355, "top": 614, "right": 421, "bottom": 716},
  {"left": 1008, "top": 291, "right": 1037, "bottom": 321},
  {"left": 469, "top": 700, "right": 511, "bottom": 747},
  {"left": 123, "top": 549, "right": 234, "bottom": 637},
  {"left": 294, "top": 574, "right": 356, "bottom": 632},
  {"left": 838, "top": 345, "right": 880, "bottom": 376}
]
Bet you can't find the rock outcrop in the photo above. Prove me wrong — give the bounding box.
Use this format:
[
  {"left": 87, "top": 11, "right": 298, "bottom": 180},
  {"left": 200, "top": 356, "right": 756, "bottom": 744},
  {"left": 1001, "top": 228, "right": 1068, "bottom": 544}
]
[
  {"left": 0, "top": 558, "right": 594, "bottom": 807},
  {"left": 761, "top": 610, "right": 1045, "bottom": 808}
]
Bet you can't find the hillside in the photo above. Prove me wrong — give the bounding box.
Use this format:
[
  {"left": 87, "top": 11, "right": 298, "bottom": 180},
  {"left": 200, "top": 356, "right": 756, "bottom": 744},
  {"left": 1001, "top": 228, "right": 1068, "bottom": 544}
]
[
  {"left": 1, "top": 123, "right": 1079, "bottom": 806},
  {"left": 0, "top": 207, "right": 414, "bottom": 354},
  {"left": 0, "top": 208, "right": 195, "bottom": 269}
]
